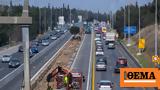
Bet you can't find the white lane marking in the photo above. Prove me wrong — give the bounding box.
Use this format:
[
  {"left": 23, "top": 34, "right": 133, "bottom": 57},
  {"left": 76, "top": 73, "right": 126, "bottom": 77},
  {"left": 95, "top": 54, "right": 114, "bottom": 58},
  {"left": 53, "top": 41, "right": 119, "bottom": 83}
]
[
  {"left": 124, "top": 80, "right": 156, "bottom": 83},
  {"left": 70, "top": 34, "right": 86, "bottom": 70},
  {"left": 0, "top": 34, "right": 70, "bottom": 82},
  {"left": 86, "top": 31, "right": 93, "bottom": 90},
  {"left": 31, "top": 36, "right": 72, "bottom": 81}
]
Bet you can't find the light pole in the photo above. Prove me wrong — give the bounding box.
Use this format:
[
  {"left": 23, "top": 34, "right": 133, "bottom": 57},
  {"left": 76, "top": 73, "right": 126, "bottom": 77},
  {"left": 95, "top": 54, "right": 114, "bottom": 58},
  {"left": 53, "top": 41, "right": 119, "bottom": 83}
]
[
  {"left": 127, "top": 0, "right": 131, "bottom": 46},
  {"left": 137, "top": 5, "right": 142, "bottom": 55},
  {"left": 155, "top": 0, "right": 158, "bottom": 56},
  {"left": 124, "top": 4, "right": 126, "bottom": 40}
]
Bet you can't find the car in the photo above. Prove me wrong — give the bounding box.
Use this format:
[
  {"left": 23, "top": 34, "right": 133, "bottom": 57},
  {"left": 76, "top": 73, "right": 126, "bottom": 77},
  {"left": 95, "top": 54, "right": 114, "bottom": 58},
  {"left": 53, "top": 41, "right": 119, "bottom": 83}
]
[
  {"left": 30, "top": 45, "right": 38, "bottom": 53},
  {"left": 96, "top": 49, "right": 104, "bottom": 56},
  {"left": 8, "top": 58, "right": 21, "bottom": 68},
  {"left": 31, "top": 41, "right": 39, "bottom": 46},
  {"left": 97, "top": 57, "right": 107, "bottom": 64},
  {"left": 42, "top": 39, "right": 49, "bottom": 46},
  {"left": 96, "top": 40, "right": 103, "bottom": 46},
  {"left": 97, "top": 80, "right": 113, "bottom": 90},
  {"left": 108, "top": 43, "right": 115, "bottom": 49},
  {"left": 96, "top": 58, "right": 107, "bottom": 71},
  {"left": 114, "top": 57, "right": 127, "bottom": 73},
  {"left": 18, "top": 46, "right": 23, "bottom": 52},
  {"left": 51, "top": 36, "right": 57, "bottom": 40},
  {"left": 96, "top": 34, "right": 101, "bottom": 37},
  {"left": 96, "top": 46, "right": 103, "bottom": 51},
  {"left": 95, "top": 37, "right": 101, "bottom": 41},
  {"left": 1, "top": 55, "right": 11, "bottom": 63},
  {"left": 116, "top": 57, "right": 127, "bottom": 66}
]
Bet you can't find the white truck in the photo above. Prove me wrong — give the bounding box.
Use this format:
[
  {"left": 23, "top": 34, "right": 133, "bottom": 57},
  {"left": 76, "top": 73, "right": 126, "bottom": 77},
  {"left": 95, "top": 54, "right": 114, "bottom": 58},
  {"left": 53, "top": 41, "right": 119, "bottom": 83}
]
[{"left": 105, "top": 32, "right": 116, "bottom": 45}]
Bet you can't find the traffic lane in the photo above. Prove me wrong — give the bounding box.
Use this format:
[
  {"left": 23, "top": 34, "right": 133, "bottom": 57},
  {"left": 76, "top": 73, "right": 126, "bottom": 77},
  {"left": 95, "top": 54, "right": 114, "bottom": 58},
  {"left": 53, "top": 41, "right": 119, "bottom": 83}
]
[
  {"left": 0, "top": 72, "right": 23, "bottom": 90},
  {"left": 113, "top": 45, "right": 154, "bottom": 90},
  {"left": 0, "top": 52, "right": 23, "bottom": 79},
  {"left": 94, "top": 37, "right": 141, "bottom": 90},
  {"left": 30, "top": 33, "right": 71, "bottom": 77},
  {"left": 94, "top": 40, "right": 152, "bottom": 90},
  {"left": 0, "top": 33, "right": 71, "bottom": 90},
  {"left": 0, "top": 32, "right": 70, "bottom": 80},
  {"left": 71, "top": 34, "right": 91, "bottom": 90}
]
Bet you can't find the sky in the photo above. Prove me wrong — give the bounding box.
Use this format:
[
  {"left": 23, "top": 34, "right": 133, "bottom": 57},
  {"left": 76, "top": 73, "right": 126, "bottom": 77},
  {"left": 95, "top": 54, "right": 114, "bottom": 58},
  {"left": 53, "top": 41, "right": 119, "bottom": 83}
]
[{"left": 0, "top": 0, "right": 153, "bottom": 13}]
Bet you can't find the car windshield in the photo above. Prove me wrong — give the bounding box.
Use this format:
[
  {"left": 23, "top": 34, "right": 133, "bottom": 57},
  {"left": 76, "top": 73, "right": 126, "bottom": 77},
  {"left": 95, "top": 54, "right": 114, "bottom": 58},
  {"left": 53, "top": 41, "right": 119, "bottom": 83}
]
[
  {"left": 97, "top": 62, "right": 105, "bottom": 65},
  {"left": 116, "top": 64, "right": 125, "bottom": 67},
  {"left": 96, "top": 41, "right": 102, "bottom": 44},
  {"left": 42, "top": 40, "right": 48, "bottom": 43},
  {"left": 100, "top": 81, "right": 111, "bottom": 86},
  {"left": 10, "top": 59, "right": 19, "bottom": 62},
  {"left": 3, "top": 55, "right": 10, "bottom": 57}
]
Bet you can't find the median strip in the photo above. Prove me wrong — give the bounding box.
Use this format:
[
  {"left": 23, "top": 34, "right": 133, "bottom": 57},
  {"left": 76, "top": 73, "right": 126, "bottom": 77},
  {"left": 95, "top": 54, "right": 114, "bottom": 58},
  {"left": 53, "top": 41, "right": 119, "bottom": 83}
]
[{"left": 32, "top": 34, "right": 85, "bottom": 90}]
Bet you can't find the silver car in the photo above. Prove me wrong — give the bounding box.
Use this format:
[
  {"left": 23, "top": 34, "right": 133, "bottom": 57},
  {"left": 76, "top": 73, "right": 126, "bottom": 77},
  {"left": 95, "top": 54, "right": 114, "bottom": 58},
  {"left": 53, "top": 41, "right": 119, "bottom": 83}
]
[
  {"left": 1, "top": 55, "right": 11, "bottom": 63},
  {"left": 97, "top": 80, "right": 113, "bottom": 90},
  {"left": 42, "top": 40, "right": 49, "bottom": 46}
]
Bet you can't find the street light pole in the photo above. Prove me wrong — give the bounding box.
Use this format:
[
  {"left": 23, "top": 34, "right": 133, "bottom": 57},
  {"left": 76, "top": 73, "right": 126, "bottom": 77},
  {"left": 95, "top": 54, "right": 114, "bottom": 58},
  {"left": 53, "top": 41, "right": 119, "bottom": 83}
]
[
  {"left": 155, "top": 0, "right": 158, "bottom": 56},
  {"left": 137, "top": 5, "right": 142, "bottom": 55},
  {"left": 127, "top": 0, "right": 131, "bottom": 46},
  {"left": 124, "top": 8, "right": 126, "bottom": 40}
]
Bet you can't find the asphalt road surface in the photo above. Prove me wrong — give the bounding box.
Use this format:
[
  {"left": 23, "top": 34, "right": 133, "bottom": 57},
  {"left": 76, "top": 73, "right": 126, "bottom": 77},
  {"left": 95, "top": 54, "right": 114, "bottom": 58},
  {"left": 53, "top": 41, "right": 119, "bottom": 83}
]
[
  {"left": 0, "top": 32, "right": 71, "bottom": 90},
  {"left": 94, "top": 34, "right": 154, "bottom": 90},
  {"left": 71, "top": 34, "right": 92, "bottom": 90}
]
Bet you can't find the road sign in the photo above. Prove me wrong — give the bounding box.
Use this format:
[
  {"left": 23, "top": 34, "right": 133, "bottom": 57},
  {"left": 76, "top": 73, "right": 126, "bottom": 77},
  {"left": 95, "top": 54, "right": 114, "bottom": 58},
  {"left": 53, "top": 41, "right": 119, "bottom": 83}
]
[
  {"left": 102, "top": 27, "right": 107, "bottom": 32},
  {"left": 124, "top": 26, "right": 137, "bottom": 34},
  {"left": 138, "top": 39, "right": 145, "bottom": 49},
  {"left": 152, "top": 55, "right": 160, "bottom": 63}
]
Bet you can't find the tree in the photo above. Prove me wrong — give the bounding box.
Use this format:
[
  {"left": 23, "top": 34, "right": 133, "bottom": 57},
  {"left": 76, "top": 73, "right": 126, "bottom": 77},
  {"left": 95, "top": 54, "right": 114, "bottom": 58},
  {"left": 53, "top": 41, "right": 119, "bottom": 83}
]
[{"left": 70, "top": 26, "right": 80, "bottom": 40}]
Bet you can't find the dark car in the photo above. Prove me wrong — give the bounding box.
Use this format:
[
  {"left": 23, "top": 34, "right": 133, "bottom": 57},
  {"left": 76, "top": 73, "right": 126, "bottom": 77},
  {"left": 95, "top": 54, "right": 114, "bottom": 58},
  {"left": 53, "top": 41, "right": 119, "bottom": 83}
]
[
  {"left": 114, "top": 64, "right": 126, "bottom": 73},
  {"left": 96, "top": 58, "right": 107, "bottom": 71},
  {"left": 8, "top": 58, "right": 21, "bottom": 68},
  {"left": 114, "top": 57, "right": 127, "bottom": 73},
  {"left": 97, "top": 57, "right": 107, "bottom": 64},
  {"left": 18, "top": 46, "right": 23, "bottom": 52},
  {"left": 30, "top": 45, "right": 38, "bottom": 53},
  {"left": 116, "top": 57, "right": 127, "bottom": 66}
]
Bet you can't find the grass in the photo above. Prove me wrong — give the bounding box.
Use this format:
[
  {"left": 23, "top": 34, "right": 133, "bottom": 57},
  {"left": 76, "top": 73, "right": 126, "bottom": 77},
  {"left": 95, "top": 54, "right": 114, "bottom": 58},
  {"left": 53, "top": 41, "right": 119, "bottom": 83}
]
[{"left": 121, "top": 40, "right": 154, "bottom": 68}]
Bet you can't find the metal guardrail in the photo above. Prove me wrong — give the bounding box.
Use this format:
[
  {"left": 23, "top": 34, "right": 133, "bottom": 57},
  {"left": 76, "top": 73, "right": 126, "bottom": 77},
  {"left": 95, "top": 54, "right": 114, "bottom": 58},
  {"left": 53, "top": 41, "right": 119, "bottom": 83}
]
[
  {"left": 0, "top": 32, "right": 70, "bottom": 89},
  {"left": 119, "top": 41, "right": 143, "bottom": 68},
  {"left": 119, "top": 41, "right": 157, "bottom": 90}
]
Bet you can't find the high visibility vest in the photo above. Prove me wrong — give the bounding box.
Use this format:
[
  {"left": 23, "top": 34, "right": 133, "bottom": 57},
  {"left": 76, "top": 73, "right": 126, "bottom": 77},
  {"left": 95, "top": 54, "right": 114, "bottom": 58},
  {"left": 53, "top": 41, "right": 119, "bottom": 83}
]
[{"left": 64, "top": 76, "right": 68, "bottom": 84}]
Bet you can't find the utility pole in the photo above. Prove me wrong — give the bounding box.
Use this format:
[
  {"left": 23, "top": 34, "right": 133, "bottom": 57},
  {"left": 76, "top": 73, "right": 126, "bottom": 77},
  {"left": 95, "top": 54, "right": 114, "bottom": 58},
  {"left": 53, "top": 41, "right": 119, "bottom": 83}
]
[
  {"left": 44, "top": 6, "right": 47, "bottom": 32},
  {"left": 51, "top": 4, "right": 53, "bottom": 30},
  {"left": 39, "top": 5, "right": 41, "bottom": 35},
  {"left": 124, "top": 7, "right": 126, "bottom": 40},
  {"left": 155, "top": 0, "right": 158, "bottom": 56},
  {"left": 127, "top": 0, "right": 131, "bottom": 47},
  {"left": 137, "top": 5, "right": 142, "bottom": 55},
  {"left": 70, "top": 8, "right": 71, "bottom": 24}
]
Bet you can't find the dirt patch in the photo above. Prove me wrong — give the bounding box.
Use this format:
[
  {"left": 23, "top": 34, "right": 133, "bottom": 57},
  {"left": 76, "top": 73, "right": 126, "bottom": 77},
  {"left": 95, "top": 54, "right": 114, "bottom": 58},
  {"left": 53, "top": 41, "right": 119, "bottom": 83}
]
[{"left": 33, "top": 36, "right": 84, "bottom": 90}]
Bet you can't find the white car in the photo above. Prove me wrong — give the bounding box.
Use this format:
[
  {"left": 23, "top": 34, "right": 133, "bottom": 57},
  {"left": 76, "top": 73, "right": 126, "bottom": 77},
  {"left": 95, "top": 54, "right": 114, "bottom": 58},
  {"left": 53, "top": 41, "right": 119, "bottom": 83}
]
[
  {"left": 1, "top": 55, "right": 11, "bottom": 63},
  {"left": 96, "top": 40, "right": 103, "bottom": 46},
  {"left": 97, "top": 80, "right": 113, "bottom": 90},
  {"left": 96, "top": 50, "right": 104, "bottom": 56},
  {"left": 96, "top": 62, "right": 107, "bottom": 71},
  {"left": 51, "top": 36, "right": 57, "bottom": 40},
  {"left": 95, "top": 37, "right": 101, "bottom": 41},
  {"left": 42, "top": 40, "right": 49, "bottom": 46}
]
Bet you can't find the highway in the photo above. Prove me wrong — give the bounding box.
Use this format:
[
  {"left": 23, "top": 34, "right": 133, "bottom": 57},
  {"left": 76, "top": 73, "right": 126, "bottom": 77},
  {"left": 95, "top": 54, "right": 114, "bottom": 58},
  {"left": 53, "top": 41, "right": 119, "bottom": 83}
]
[
  {"left": 93, "top": 33, "right": 154, "bottom": 90},
  {"left": 71, "top": 34, "right": 91, "bottom": 90},
  {"left": 0, "top": 31, "right": 71, "bottom": 90}
]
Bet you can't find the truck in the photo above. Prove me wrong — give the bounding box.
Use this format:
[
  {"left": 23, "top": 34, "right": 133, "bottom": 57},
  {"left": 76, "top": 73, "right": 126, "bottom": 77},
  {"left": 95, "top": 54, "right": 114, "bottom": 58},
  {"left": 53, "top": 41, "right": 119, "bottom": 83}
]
[
  {"left": 105, "top": 32, "right": 116, "bottom": 45},
  {"left": 47, "top": 66, "right": 85, "bottom": 90}
]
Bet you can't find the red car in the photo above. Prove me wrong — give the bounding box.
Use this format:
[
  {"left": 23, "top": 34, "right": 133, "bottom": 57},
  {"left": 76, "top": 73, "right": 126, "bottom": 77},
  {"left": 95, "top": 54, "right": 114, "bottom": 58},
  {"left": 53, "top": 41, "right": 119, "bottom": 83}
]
[{"left": 116, "top": 57, "right": 127, "bottom": 66}]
